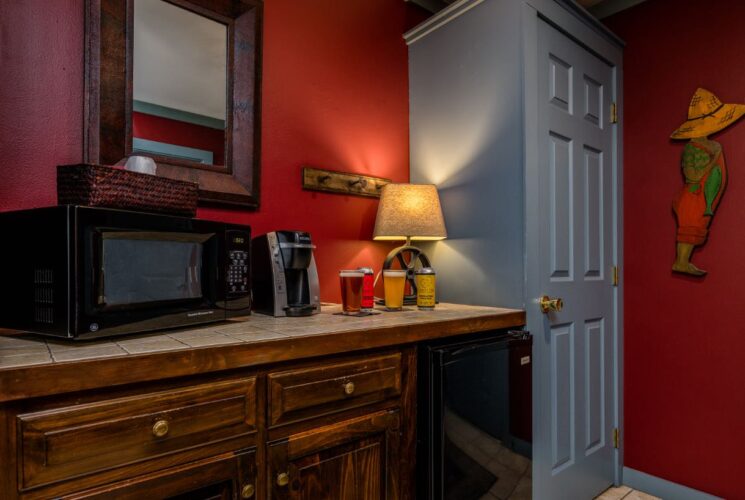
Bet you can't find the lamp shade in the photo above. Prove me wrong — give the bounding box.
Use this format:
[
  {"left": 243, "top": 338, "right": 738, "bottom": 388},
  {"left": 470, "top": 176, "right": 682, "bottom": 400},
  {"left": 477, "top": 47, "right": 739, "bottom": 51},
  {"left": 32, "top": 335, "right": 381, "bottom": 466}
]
[{"left": 373, "top": 184, "right": 447, "bottom": 241}]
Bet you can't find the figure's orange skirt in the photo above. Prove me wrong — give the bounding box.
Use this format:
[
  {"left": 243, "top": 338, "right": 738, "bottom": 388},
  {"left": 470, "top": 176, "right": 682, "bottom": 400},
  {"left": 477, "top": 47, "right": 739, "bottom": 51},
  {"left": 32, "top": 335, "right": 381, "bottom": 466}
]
[
  {"left": 673, "top": 186, "right": 710, "bottom": 245},
  {"left": 673, "top": 149, "right": 727, "bottom": 245}
]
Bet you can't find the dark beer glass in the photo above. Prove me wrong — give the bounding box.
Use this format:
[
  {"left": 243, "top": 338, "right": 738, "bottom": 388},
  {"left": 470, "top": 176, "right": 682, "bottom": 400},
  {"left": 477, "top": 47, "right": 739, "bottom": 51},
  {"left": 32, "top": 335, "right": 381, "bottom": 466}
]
[{"left": 339, "top": 270, "right": 364, "bottom": 314}]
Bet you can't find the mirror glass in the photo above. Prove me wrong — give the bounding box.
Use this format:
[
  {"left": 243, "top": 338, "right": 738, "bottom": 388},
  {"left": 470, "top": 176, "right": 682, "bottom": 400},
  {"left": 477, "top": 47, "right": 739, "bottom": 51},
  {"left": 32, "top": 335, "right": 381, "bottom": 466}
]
[{"left": 133, "top": 0, "right": 227, "bottom": 166}]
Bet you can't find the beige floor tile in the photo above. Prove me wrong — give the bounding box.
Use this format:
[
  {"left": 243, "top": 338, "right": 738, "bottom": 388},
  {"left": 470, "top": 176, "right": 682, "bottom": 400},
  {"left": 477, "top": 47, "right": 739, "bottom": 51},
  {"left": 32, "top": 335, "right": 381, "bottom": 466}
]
[
  {"left": 623, "top": 491, "right": 661, "bottom": 500},
  {"left": 595, "top": 485, "right": 632, "bottom": 500}
]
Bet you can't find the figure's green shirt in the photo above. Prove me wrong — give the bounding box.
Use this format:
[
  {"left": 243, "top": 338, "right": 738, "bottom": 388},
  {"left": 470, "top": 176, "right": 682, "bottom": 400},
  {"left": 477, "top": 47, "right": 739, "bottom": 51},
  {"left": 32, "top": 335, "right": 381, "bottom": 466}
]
[{"left": 681, "top": 142, "right": 722, "bottom": 215}]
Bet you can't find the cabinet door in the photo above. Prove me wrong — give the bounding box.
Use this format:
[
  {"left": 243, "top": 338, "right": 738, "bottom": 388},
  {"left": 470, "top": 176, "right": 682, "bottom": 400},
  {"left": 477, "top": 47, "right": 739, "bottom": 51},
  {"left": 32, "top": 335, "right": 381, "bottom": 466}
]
[
  {"left": 269, "top": 410, "right": 400, "bottom": 500},
  {"left": 60, "top": 449, "right": 257, "bottom": 500}
]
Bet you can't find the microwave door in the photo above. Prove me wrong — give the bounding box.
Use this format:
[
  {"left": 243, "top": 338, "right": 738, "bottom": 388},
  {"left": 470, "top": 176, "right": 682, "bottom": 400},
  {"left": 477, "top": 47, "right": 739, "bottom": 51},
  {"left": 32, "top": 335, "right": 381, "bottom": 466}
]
[
  {"left": 80, "top": 229, "right": 221, "bottom": 337},
  {"left": 96, "top": 231, "right": 214, "bottom": 310}
]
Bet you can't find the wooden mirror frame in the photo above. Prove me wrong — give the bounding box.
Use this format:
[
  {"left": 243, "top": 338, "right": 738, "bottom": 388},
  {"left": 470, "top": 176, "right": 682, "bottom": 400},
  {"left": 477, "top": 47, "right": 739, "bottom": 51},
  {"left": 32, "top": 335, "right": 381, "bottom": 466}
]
[{"left": 84, "top": 0, "right": 263, "bottom": 208}]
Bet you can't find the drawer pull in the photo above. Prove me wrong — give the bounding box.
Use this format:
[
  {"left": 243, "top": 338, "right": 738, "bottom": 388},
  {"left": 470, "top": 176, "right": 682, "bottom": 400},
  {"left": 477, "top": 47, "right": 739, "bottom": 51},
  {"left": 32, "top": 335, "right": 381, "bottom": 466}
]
[
  {"left": 276, "top": 472, "right": 290, "bottom": 487},
  {"left": 343, "top": 381, "right": 355, "bottom": 395},
  {"left": 241, "top": 483, "right": 255, "bottom": 498},
  {"left": 152, "top": 419, "right": 170, "bottom": 438}
]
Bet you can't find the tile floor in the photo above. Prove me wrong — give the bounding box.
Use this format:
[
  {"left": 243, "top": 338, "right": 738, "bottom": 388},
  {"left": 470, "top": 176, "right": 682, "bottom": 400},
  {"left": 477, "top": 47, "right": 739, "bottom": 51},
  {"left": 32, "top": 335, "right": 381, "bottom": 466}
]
[
  {"left": 595, "top": 486, "right": 661, "bottom": 500},
  {"left": 447, "top": 408, "right": 660, "bottom": 500},
  {"left": 445, "top": 409, "right": 531, "bottom": 500}
]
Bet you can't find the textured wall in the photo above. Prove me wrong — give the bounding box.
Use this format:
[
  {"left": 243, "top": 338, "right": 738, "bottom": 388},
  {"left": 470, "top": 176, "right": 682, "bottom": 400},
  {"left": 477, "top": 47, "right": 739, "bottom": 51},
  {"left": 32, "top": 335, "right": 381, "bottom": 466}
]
[
  {"left": 0, "top": 0, "right": 427, "bottom": 302},
  {"left": 605, "top": 1, "right": 745, "bottom": 497}
]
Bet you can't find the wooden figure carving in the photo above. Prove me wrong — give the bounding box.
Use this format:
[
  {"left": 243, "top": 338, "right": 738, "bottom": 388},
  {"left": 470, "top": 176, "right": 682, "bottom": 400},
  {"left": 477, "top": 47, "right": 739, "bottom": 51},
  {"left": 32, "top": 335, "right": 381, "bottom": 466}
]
[{"left": 670, "top": 88, "right": 745, "bottom": 275}]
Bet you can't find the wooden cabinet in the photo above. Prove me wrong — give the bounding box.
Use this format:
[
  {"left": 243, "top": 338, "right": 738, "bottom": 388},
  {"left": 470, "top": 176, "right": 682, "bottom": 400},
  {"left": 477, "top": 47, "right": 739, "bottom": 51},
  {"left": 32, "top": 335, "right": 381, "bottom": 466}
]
[
  {"left": 267, "top": 353, "right": 402, "bottom": 427},
  {"left": 61, "top": 449, "right": 257, "bottom": 500},
  {"left": 18, "top": 378, "right": 257, "bottom": 491},
  {"left": 268, "top": 410, "right": 400, "bottom": 500},
  {"left": 1, "top": 349, "right": 415, "bottom": 500}
]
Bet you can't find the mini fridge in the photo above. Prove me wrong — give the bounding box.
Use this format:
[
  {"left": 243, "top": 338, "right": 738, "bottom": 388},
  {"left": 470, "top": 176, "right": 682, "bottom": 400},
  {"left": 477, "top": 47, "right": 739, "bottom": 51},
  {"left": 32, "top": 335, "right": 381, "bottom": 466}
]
[{"left": 417, "top": 330, "right": 532, "bottom": 499}]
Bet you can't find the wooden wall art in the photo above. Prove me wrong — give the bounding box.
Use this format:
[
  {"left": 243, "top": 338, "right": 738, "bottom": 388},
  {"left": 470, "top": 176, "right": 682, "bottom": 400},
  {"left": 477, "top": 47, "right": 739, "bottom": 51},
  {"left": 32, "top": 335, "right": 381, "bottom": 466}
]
[{"left": 670, "top": 88, "right": 745, "bottom": 275}]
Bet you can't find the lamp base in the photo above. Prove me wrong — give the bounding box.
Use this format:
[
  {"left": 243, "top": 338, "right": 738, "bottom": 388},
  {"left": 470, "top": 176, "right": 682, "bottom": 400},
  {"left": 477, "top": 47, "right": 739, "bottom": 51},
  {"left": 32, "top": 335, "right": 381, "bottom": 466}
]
[{"left": 381, "top": 243, "right": 432, "bottom": 305}]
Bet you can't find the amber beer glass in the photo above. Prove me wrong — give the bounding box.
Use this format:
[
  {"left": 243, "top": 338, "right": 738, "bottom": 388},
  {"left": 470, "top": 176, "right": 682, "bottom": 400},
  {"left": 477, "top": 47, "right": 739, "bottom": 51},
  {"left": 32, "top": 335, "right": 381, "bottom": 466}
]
[
  {"left": 383, "top": 269, "right": 407, "bottom": 311},
  {"left": 339, "top": 270, "right": 364, "bottom": 314}
]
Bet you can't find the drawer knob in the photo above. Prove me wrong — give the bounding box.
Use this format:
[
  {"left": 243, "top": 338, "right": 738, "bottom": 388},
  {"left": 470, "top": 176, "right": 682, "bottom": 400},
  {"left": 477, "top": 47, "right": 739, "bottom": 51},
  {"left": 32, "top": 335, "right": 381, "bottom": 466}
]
[
  {"left": 241, "top": 483, "right": 255, "bottom": 498},
  {"left": 343, "top": 381, "right": 355, "bottom": 395},
  {"left": 152, "top": 419, "right": 169, "bottom": 438},
  {"left": 276, "top": 472, "right": 290, "bottom": 487}
]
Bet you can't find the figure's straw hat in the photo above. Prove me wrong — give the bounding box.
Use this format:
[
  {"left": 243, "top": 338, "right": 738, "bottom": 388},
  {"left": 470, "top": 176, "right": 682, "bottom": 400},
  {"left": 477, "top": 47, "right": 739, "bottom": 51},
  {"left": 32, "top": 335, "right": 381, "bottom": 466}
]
[{"left": 671, "top": 88, "right": 745, "bottom": 139}]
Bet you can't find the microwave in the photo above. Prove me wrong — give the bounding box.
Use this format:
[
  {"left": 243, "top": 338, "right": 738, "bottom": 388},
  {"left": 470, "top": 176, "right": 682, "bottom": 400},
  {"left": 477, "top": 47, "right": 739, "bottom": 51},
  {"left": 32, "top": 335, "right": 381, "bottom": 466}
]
[{"left": 0, "top": 206, "right": 251, "bottom": 339}]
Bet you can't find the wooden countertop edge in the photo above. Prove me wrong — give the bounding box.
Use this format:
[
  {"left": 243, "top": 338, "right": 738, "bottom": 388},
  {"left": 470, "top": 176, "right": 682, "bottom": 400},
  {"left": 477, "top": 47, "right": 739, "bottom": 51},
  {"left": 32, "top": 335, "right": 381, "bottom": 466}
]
[{"left": 0, "top": 310, "right": 525, "bottom": 403}]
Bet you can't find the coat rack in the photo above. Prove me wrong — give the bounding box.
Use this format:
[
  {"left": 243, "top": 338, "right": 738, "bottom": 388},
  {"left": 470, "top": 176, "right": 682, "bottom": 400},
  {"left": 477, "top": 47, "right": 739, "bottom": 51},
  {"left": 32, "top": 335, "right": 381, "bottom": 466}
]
[{"left": 302, "top": 167, "right": 391, "bottom": 198}]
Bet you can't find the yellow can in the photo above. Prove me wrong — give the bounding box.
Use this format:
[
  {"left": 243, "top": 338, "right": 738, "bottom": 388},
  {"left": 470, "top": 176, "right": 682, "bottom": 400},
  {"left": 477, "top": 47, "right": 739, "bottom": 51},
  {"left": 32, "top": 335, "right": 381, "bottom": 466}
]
[{"left": 415, "top": 268, "right": 436, "bottom": 310}]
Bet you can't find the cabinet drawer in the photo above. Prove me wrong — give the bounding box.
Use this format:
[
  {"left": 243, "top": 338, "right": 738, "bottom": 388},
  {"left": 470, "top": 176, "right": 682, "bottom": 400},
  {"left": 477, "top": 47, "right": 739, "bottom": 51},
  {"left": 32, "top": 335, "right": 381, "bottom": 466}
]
[
  {"left": 268, "top": 353, "right": 401, "bottom": 427},
  {"left": 18, "top": 377, "right": 257, "bottom": 490}
]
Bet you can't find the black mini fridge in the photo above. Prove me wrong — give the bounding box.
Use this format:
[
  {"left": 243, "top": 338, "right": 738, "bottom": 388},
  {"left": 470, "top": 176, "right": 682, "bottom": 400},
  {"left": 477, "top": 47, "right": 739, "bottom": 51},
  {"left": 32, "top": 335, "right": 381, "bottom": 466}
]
[{"left": 417, "top": 330, "right": 532, "bottom": 500}]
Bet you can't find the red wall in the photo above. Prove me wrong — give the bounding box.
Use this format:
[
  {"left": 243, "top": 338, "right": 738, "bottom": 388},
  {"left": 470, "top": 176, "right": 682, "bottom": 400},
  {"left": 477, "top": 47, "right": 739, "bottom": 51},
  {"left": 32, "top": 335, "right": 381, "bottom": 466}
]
[
  {"left": 0, "top": 0, "right": 428, "bottom": 303},
  {"left": 133, "top": 112, "right": 225, "bottom": 165},
  {"left": 605, "top": 1, "right": 745, "bottom": 497}
]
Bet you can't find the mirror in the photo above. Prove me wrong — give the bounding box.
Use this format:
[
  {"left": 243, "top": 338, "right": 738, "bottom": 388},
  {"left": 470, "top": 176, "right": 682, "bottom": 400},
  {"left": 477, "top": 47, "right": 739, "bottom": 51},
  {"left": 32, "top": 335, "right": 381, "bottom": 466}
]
[
  {"left": 84, "top": 0, "right": 263, "bottom": 208},
  {"left": 133, "top": 0, "right": 227, "bottom": 166}
]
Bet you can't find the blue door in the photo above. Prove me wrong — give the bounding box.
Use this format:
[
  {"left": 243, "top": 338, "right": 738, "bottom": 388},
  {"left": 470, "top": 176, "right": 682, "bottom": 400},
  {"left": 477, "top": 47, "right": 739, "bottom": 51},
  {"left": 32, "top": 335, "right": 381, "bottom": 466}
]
[{"left": 530, "top": 18, "right": 618, "bottom": 500}]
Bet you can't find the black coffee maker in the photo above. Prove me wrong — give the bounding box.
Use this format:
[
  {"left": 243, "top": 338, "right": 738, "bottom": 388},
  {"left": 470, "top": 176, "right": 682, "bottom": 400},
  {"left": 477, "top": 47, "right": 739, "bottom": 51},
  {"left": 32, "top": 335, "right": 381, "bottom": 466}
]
[{"left": 251, "top": 231, "right": 321, "bottom": 316}]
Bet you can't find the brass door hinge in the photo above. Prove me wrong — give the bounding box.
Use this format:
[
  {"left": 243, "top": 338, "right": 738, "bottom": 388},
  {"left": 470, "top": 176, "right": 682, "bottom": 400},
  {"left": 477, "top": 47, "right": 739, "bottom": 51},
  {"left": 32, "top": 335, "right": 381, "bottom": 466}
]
[
  {"left": 610, "top": 102, "right": 618, "bottom": 124},
  {"left": 612, "top": 266, "right": 619, "bottom": 286},
  {"left": 613, "top": 428, "right": 620, "bottom": 449}
]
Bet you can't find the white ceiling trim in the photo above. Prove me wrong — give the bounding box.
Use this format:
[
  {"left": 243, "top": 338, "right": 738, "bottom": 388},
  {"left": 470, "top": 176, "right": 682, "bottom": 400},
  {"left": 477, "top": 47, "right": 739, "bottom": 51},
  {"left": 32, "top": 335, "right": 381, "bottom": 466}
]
[{"left": 587, "top": 0, "right": 649, "bottom": 18}]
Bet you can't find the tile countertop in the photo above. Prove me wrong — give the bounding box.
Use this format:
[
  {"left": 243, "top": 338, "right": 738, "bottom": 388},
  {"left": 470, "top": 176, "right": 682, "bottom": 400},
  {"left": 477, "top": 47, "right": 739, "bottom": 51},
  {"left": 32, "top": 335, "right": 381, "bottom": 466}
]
[{"left": 0, "top": 303, "right": 525, "bottom": 403}]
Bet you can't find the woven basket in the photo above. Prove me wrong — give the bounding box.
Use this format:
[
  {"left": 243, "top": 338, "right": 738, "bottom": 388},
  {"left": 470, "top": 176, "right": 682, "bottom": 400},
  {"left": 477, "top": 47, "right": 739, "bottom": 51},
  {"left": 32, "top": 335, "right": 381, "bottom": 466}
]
[{"left": 57, "top": 164, "right": 198, "bottom": 217}]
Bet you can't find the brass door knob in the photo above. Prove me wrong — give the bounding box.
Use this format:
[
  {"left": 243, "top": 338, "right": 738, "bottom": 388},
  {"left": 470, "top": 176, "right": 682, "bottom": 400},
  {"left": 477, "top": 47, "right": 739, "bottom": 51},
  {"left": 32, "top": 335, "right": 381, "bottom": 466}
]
[
  {"left": 241, "top": 483, "right": 255, "bottom": 498},
  {"left": 539, "top": 295, "right": 564, "bottom": 313},
  {"left": 276, "top": 472, "right": 290, "bottom": 487},
  {"left": 152, "top": 419, "right": 169, "bottom": 438},
  {"left": 343, "top": 381, "right": 355, "bottom": 395}
]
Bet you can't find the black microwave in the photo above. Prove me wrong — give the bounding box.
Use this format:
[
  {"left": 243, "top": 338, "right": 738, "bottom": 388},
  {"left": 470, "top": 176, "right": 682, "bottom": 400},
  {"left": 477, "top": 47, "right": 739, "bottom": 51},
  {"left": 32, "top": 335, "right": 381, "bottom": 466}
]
[{"left": 0, "top": 206, "right": 251, "bottom": 339}]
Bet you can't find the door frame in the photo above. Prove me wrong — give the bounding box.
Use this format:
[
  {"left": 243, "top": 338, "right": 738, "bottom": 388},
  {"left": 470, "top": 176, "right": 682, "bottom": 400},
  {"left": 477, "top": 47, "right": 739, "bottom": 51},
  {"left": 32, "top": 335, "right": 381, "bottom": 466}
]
[{"left": 521, "top": 0, "right": 625, "bottom": 489}]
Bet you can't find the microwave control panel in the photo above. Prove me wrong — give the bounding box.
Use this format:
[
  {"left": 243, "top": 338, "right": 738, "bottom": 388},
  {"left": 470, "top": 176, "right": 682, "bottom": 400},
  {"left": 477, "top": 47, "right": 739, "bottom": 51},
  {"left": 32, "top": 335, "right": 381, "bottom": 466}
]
[{"left": 226, "top": 230, "right": 250, "bottom": 296}]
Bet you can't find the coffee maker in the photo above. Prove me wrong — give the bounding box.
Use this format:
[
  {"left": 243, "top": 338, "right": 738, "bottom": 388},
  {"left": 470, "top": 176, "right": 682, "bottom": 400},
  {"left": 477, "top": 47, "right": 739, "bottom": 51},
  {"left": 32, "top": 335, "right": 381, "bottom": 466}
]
[{"left": 251, "top": 231, "right": 321, "bottom": 316}]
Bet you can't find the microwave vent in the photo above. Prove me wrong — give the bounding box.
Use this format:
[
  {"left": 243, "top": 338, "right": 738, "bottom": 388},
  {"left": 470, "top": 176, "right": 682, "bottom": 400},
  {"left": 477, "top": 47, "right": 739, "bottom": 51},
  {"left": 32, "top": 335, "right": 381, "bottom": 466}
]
[{"left": 33, "top": 268, "right": 54, "bottom": 324}]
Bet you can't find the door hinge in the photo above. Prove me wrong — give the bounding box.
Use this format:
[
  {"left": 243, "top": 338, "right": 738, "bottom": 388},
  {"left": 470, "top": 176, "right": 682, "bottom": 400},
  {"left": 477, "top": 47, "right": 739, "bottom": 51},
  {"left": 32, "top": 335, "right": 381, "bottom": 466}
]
[
  {"left": 613, "top": 428, "right": 620, "bottom": 449},
  {"left": 610, "top": 102, "right": 618, "bottom": 124},
  {"left": 611, "top": 266, "right": 619, "bottom": 286}
]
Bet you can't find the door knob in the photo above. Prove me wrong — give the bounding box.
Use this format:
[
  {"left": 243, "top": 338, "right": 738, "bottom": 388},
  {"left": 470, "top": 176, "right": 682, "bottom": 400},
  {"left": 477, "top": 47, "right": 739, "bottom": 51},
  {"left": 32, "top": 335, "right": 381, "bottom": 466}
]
[{"left": 539, "top": 295, "right": 563, "bottom": 313}]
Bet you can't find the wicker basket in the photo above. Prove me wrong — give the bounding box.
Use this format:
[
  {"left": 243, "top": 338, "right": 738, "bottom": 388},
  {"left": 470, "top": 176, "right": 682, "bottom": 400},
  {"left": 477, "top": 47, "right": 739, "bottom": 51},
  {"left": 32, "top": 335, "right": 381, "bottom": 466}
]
[{"left": 57, "top": 164, "right": 199, "bottom": 217}]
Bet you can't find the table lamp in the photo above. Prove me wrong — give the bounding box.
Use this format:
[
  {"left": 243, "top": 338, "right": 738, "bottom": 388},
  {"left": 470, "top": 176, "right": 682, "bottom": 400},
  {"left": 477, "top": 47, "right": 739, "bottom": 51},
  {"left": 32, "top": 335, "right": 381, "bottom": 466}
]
[{"left": 373, "top": 184, "right": 447, "bottom": 304}]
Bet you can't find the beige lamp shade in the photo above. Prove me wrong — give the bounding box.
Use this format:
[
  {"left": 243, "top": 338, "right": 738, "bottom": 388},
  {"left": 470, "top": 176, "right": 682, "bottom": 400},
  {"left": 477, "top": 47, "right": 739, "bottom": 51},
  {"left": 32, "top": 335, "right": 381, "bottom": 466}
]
[{"left": 373, "top": 184, "right": 447, "bottom": 241}]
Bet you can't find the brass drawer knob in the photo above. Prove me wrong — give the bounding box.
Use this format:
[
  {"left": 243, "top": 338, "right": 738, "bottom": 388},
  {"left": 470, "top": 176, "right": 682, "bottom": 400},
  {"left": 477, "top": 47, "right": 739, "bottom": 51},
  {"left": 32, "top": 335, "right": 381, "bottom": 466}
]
[
  {"left": 276, "top": 472, "right": 290, "bottom": 487},
  {"left": 152, "top": 419, "right": 169, "bottom": 438},
  {"left": 241, "top": 483, "right": 255, "bottom": 498},
  {"left": 343, "top": 381, "right": 355, "bottom": 395}
]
